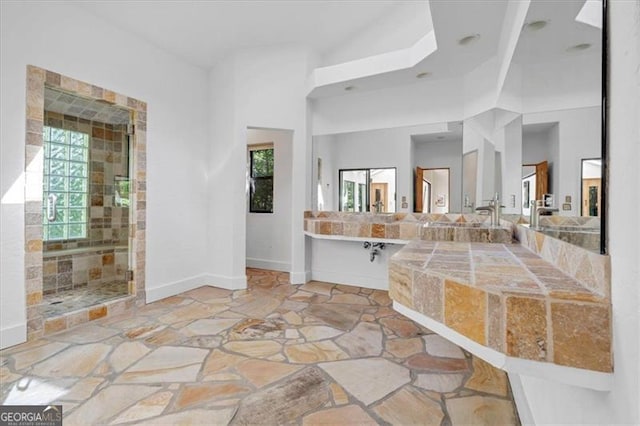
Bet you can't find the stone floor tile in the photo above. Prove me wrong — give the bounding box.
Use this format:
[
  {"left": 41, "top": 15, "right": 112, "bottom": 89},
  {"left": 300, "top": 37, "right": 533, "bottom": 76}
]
[
  {"left": 335, "top": 322, "right": 383, "bottom": 357},
  {"left": 174, "top": 383, "right": 251, "bottom": 410},
  {"left": 109, "top": 341, "right": 151, "bottom": 372},
  {"left": 235, "top": 359, "right": 301, "bottom": 388},
  {"left": 320, "top": 358, "right": 411, "bottom": 405},
  {"left": 329, "top": 382, "right": 350, "bottom": 406},
  {"left": 306, "top": 304, "right": 364, "bottom": 331},
  {"left": 62, "top": 377, "right": 105, "bottom": 401},
  {"left": 303, "top": 404, "right": 378, "bottom": 425},
  {"left": 424, "top": 334, "right": 467, "bottom": 359},
  {"left": 282, "top": 310, "right": 303, "bottom": 325},
  {"left": 117, "top": 346, "right": 208, "bottom": 383},
  {"left": 380, "top": 317, "right": 421, "bottom": 337},
  {"left": 373, "top": 386, "right": 444, "bottom": 425},
  {"left": 385, "top": 337, "right": 424, "bottom": 358},
  {"left": 285, "top": 341, "right": 349, "bottom": 363},
  {"left": 30, "top": 343, "right": 111, "bottom": 378},
  {"left": 64, "top": 385, "right": 157, "bottom": 426},
  {"left": 137, "top": 407, "right": 236, "bottom": 425},
  {"left": 12, "top": 341, "right": 69, "bottom": 370},
  {"left": 233, "top": 367, "right": 329, "bottom": 425},
  {"left": 328, "top": 293, "right": 371, "bottom": 305},
  {"left": 299, "top": 325, "right": 344, "bottom": 341},
  {"left": 446, "top": 395, "right": 517, "bottom": 425},
  {"left": 50, "top": 324, "right": 120, "bottom": 343},
  {"left": 465, "top": 357, "right": 508, "bottom": 397},
  {"left": 300, "top": 281, "right": 334, "bottom": 296},
  {"left": 223, "top": 340, "right": 282, "bottom": 358},
  {"left": 414, "top": 373, "right": 466, "bottom": 392},
  {"left": 111, "top": 390, "right": 173, "bottom": 424},
  {"left": 202, "top": 350, "right": 248, "bottom": 376},
  {"left": 183, "top": 318, "right": 241, "bottom": 336},
  {"left": 405, "top": 353, "right": 469, "bottom": 373}
]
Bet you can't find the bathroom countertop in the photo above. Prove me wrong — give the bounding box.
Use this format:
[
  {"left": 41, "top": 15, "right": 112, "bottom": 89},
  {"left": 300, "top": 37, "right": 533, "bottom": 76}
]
[{"left": 389, "top": 240, "right": 612, "bottom": 380}]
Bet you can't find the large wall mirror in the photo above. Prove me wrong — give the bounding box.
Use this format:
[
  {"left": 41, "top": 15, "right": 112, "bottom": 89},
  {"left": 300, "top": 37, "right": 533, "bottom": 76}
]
[{"left": 311, "top": 0, "right": 605, "bottom": 253}]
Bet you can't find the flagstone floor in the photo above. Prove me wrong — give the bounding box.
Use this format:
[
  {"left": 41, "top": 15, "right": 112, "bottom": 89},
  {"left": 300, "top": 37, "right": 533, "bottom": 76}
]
[{"left": 0, "top": 269, "right": 519, "bottom": 425}]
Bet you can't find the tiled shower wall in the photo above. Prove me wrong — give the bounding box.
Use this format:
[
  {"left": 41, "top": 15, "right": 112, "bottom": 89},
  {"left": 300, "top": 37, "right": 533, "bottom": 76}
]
[
  {"left": 43, "top": 248, "right": 128, "bottom": 295},
  {"left": 41, "top": 111, "right": 130, "bottom": 295}
]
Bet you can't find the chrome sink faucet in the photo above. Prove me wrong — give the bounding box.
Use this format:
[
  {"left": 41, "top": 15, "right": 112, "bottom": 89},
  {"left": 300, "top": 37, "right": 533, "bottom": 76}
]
[
  {"left": 475, "top": 193, "right": 503, "bottom": 226},
  {"left": 530, "top": 200, "right": 559, "bottom": 228}
]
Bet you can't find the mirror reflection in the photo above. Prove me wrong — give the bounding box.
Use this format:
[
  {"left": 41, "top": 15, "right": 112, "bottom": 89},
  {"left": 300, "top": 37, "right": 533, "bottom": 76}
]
[
  {"left": 310, "top": 0, "right": 603, "bottom": 252},
  {"left": 338, "top": 168, "right": 396, "bottom": 213}
]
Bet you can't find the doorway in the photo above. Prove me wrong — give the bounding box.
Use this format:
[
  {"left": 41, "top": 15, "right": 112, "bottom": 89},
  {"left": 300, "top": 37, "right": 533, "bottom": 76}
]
[
  {"left": 581, "top": 158, "right": 602, "bottom": 217},
  {"left": 415, "top": 167, "right": 450, "bottom": 213}
]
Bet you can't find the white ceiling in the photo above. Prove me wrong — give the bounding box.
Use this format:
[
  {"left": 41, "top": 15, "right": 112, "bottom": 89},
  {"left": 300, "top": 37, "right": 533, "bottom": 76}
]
[
  {"left": 71, "top": 0, "right": 601, "bottom": 100},
  {"left": 73, "top": 0, "right": 414, "bottom": 69}
]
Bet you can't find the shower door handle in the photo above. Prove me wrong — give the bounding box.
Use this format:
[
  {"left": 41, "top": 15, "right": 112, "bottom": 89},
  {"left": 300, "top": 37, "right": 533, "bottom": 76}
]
[{"left": 47, "top": 193, "right": 58, "bottom": 222}]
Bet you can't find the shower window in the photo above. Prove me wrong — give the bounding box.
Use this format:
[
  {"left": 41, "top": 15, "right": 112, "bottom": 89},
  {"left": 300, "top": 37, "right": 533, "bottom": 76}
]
[{"left": 42, "top": 126, "right": 89, "bottom": 241}]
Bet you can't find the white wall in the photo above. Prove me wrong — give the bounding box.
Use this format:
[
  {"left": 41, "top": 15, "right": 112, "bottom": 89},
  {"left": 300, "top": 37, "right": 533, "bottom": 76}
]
[
  {"left": 311, "top": 239, "right": 404, "bottom": 290},
  {"left": 524, "top": 107, "right": 600, "bottom": 215},
  {"left": 246, "top": 129, "right": 293, "bottom": 272},
  {"left": 511, "top": 2, "right": 640, "bottom": 424},
  {"left": 207, "top": 46, "right": 313, "bottom": 286},
  {"left": 0, "top": 2, "right": 210, "bottom": 347},
  {"left": 413, "top": 139, "right": 463, "bottom": 212}
]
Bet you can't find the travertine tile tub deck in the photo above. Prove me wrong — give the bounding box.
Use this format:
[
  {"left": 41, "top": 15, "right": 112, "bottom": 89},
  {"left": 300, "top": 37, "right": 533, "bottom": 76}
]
[{"left": 389, "top": 240, "right": 612, "bottom": 378}]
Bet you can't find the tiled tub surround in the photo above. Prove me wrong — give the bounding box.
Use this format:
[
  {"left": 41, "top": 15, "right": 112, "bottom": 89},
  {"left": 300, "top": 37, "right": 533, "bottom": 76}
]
[
  {"left": 389, "top": 240, "right": 612, "bottom": 386},
  {"left": 42, "top": 246, "right": 128, "bottom": 296},
  {"left": 304, "top": 211, "right": 513, "bottom": 243},
  {"left": 23, "top": 66, "right": 147, "bottom": 341}
]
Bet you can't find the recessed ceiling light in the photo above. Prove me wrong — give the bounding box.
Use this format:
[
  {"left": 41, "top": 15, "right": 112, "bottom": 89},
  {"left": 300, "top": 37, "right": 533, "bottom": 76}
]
[
  {"left": 344, "top": 85, "right": 356, "bottom": 91},
  {"left": 416, "top": 72, "right": 431, "bottom": 79},
  {"left": 524, "top": 20, "right": 548, "bottom": 31},
  {"left": 567, "top": 43, "right": 592, "bottom": 52},
  {"left": 458, "top": 34, "right": 480, "bottom": 46}
]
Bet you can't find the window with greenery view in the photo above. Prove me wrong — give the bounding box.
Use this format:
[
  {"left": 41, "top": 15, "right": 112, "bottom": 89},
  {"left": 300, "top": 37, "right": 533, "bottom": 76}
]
[
  {"left": 43, "top": 126, "right": 89, "bottom": 241},
  {"left": 249, "top": 147, "right": 274, "bottom": 213}
]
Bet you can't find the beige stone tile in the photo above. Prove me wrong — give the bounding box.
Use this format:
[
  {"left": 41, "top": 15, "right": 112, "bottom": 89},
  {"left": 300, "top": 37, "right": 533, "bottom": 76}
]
[
  {"left": 300, "top": 281, "right": 334, "bottom": 296},
  {"left": 62, "top": 377, "right": 105, "bottom": 401},
  {"left": 174, "top": 383, "right": 251, "bottom": 409},
  {"left": 202, "top": 350, "right": 247, "bottom": 376},
  {"left": 405, "top": 353, "right": 469, "bottom": 373},
  {"left": 117, "top": 346, "right": 208, "bottom": 383},
  {"left": 11, "top": 341, "right": 69, "bottom": 370},
  {"left": 487, "top": 293, "right": 504, "bottom": 352},
  {"left": 444, "top": 280, "right": 487, "bottom": 345},
  {"left": 465, "top": 357, "right": 508, "bottom": 396},
  {"left": 414, "top": 373, "right": 465, "bottom": 392},
  {"left": 329, "top": 382, "right": 349, "bottom": 406},
  {"left": 319, "top": 358, "right": 411, "bottom": 405},
  {"left": 136, "top": 408, "right": 237, "bottom": 425},
  {"left": 109, "top": 341, "right": 151, "bottom": 373},
  {"left": 335, "top": 322, "right": 383, "bottom": 357},
  {"left": 423, "top": 334, "right": 465, "bottom": 359},
  {"left": 446, "top": 395, "right": 516, "bottom": 426},
  {"left": 183, "top": 318, "right": 241, "bottom": 336},
  {"left": 328, "top": 293, "right": 370, "bottom": 305},
  {"left": 373, "top": 386, "right": 444, "bottom": 426},
  {"left": 111, "top": 391, "right": 173, "bottom": 424},
  {"left": 299, "top": 325, "right": 344, "bottom": 341},
  {"left": 236, "top": 359, "right": 301, "bottom": 388},
  {"left": 50, "top": 324, "right": 119, "bottom": 343},
  {"left": 303, "top": 405, "right": 377, "bottom": 425},
  {"left": 388, "top": 261, "right": 414, "bottom": 309},
  {"left": 506, "top": 296, "right": 547, "bottom": 361},
  {"left": 380, "top": 317, "right": 420, "bottom": 338},
  {"left": 285, "top": 341, "right": 349, "bottom": 363},
  {"left": 30, "top": 343, "right": 111, "bottom": 378},
  {"left": 385, "top": 337, "right": 424, "bottom": 359},
  {"left": 223, "top": 340, "right": 282, "bottom": 358},
  {"left": 413, "top": 272, "right": 444, "bottom": 322},
  {"left": 551, "top": 302, "right": 612, "bottom": 372}
]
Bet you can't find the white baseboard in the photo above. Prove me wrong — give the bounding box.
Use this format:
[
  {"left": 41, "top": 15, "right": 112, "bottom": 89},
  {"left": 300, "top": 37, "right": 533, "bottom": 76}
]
[
  {"left": 1, "top": 323, "right": 27, "bottom": 350},
  {"left": 146, "top": 273, "right": 248, "bottom": 303},
  {"left": 311, "top": 269, "right": 388, "bottom": 290},
  {"left": 146, "top": 274, "right": 212, "bottom": 303},
  {"left": 246, "top": 258, "right": 291, "bottom": 273},
  {"left": 203, "top": 273, "right": 247, "bottom": 291},
  {"left": 290, "top": 270, "right": 311, "bottom": 284}
]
